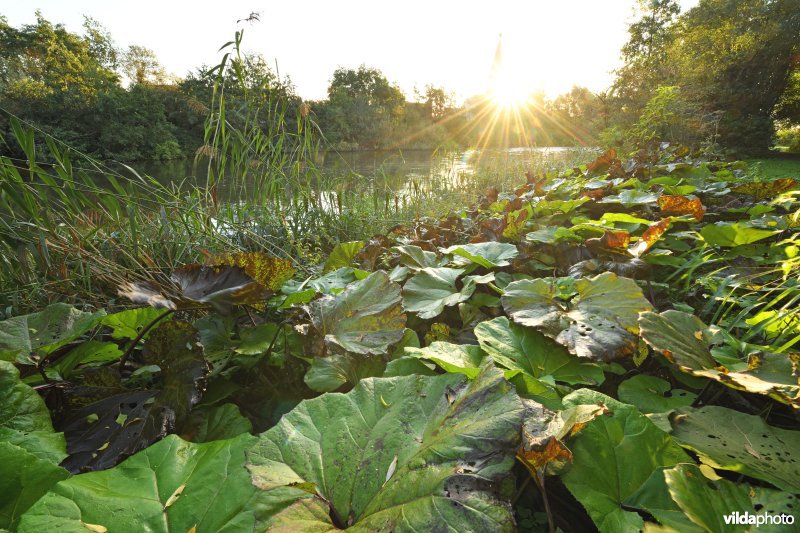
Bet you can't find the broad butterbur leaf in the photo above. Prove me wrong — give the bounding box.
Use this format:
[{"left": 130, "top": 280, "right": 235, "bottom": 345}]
[
  {"left": 560, "top": 390, "right": 690, "bottom": 532},
  {"left": 617, "top": 375, "right": 696, "bottom": 413},
  {"left": 323, "top": 241, "right": 365, "bottom": 273},
  {"left": 0, "top": 303, "right": 105, "bottom": 365},
  {"left": 119, "top": 264, "right": 271, "bottom": 313},
  {"left": 474, "top": 316, "right": 605, "bottom": 385},
  {"left": 309, "top": 270, "right": 405, "bottom": 355},
  {"left": 502, "top": 272, "right": 652, "bottom": 361},
  {"left": 640, "top": 310, "right": 800, "bottom": 408},
  {"left": 304, "top": 352, "right": 385, "bottom": 392},
  {"left": 443, "top": 242, "right": 519, "bottom": 269},
  {"left": 20, "top": 434, "right": 276, "bottom": 532},
  {"left": 668, "top": 406, "right": 800, "bottom": 492},
  {"left": 100, "top": 307, "right": 169, "bottom": 341},
  {"left": 404, "top": 341, "right": 485, "bottom": 378},
  {"left": 402, "top": 267, "right": 476, "bottom": 320},
  {"left": 246, "top": 364, "right": 525, "bottom": 531},
  {"left": 1, "top": 359, "right": 68, "bottom": 463},
  {"left": 60, "top": 321, "right": 207, "bottom": 472},
  {"left": 700, "top": 222, "right": 780, "bottom": 247},
  {"left": 393, "top": 244, "right": 444, "bottom": 270},
  {"left": 0, "top": 361, "right": 69, "bottom": 530}
]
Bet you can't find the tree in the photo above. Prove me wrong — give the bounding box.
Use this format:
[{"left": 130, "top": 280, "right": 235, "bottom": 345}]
[
  {"left": 668, "top": 0, "right": 800, "bottom": 153},
  {"left": 324, "top": 66, "right": 406, "bottom": 149},
  {"left": 122, "top": 45, "right": 167, "bottom": 85},
  {"left": 613, "top": 1, "right": 681, "bottom": 111}
]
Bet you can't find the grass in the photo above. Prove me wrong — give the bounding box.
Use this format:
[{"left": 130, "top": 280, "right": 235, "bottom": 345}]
[{"left": 746, "top": 154, "right": 800, "bottom": 180}]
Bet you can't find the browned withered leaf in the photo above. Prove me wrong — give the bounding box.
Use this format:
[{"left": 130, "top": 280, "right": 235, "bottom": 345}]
[
  {"left": 658, "top": 195, "right": 705, "bottom": 221},
  {"left": 628, "top": 218, "right": 672, "bottom": 258},
  {"left": 517, "top": 401, "right": 610, "bottom": 477}
]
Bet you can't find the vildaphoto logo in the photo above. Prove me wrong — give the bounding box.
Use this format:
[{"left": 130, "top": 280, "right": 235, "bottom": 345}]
[{"left": 723, "top": 511, "right": 795, "bottom": 527}]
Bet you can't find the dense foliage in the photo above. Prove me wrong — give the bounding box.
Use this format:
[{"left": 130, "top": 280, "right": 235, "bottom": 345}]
[
  {"left": 1, "top": 145, "right": 799, "bottom": 531},
  {"left": 4, "top": 0, "right": 798, "bottom": 159}
]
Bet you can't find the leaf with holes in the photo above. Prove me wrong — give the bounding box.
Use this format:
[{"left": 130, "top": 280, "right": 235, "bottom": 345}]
[
  {"left": 668, "top": 406, "right": 800, "bottom": 492},
  {"left": 502, "top": 272, "right": 652, "bottom": 361},
  {"left": 309, "top": 271, "right": 405, "bottom": 355},
  {"left": 245, "top": 363, "right": 524, "bottom": 531},
  {"left": 0, "top": 303, "right": 106, "bottom": 365},
  {"left": 474, "top": 317, "right": 605, "bottom": 385}
]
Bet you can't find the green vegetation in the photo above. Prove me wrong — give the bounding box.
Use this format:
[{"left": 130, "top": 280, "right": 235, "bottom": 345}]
[
  {"left": 4, "top": 0, "right": 798, "bottom": 158},
  {"left": 2, "top": 143, "right": 800, "bottom": 532},
  {"left": 2, "top": 1, "right": 800, "bottom": 532}
]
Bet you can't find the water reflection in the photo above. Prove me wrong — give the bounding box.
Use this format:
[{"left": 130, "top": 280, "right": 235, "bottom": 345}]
[{"left": 129, "top": 147, "right": 592, "bottom": 195}]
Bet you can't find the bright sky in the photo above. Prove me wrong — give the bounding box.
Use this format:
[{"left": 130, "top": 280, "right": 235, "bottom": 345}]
[{"left": 2, "top": 0, "right": 699, "bottom": 103}]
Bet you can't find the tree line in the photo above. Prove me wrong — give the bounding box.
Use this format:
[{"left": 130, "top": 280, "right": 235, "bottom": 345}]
[{"left": 1, "top": 0, "right": 798, "bottom": 162}]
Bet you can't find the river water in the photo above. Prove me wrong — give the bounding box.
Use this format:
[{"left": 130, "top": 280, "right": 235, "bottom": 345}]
[{"left": 129, "top": 147, "right": 594, "bottom": 193}]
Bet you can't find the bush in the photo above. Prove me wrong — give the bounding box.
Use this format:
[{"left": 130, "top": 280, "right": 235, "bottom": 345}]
[{"left": 776, "top": 126, "right": 800, "bottom": 152}]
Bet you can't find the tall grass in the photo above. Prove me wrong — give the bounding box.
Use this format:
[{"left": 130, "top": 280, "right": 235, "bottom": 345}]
[{"left": 0, "top": 31, "right": 593, "bottom": 315}]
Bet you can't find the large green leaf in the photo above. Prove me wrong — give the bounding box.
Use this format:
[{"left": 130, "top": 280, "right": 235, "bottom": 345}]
[
  {"left": 474, "top": 316, "right": 605, "bottom": 385},
  {"left": 304, "top": 352, "right": 385, "bottom": 392},
  {"left": 0, "top": 303, "right": 105, "bottom": 365},
  {"left": 100, "top": 307, "right": 167, "bottom": 340},
  {"left": 502, "top": 272, "right": 652, "bottom": 361},
  {"left": 617, "top": 375, "right": 697, "bottom": 413},
  {"left": 323, "top": 241, "right": 365, "bottom": 272},
  {"left": 0, "top": 444, "right": 70, "bottom": 531},
  {"left": 246, "top": 364, "right": 525, "bottom": 531},
  {"left": 0, "top": 360, "right": 66, "bottom": 463},
  {"left": 668, "top": 406, "right": 800, "bottom": 492},
  {"left": 309, "top": 271, "right": 405, "bottom": 355},
  {"left": 443, "top": 242, "right": 519, "bottom": 269},
  {"left": 181, "top": 403, "right": 252, "bottom": 443},
  {"left": 393, "top": 244, "right": 444, "bottom": 270},
  {"left": 665, "top": 463, "right": 761, "bottom": 532},
  {"left": 623, "top": 467, "right": 704, "bottom": 533},
  {"left": 560, "top": 389, "right": 690, "bottom": 532},
  {"left": 639, "top": 310, "right": 718, "bottom": 369},
  {"left": 403, "top": 341, "right": 485, "bottom": 378},
  {"left": 700, "top": 222, "right": 780, "bottom": 247},
  {"left": 640, "top": 310, "right": 800, "bottom": 407},
  {"left": 402, "top": 267, "right": 479, "bottom": 320},
  {"left": 19, "top": 434, "right": 279, "bottom": 532},
  {"left": 0, "top": 361, "right": 69, "bottom": 530}
]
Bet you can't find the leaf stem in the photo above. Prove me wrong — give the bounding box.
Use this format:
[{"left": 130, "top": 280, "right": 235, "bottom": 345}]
[{"left": 118, "top": 309, "right": 175, "bottom": 372}]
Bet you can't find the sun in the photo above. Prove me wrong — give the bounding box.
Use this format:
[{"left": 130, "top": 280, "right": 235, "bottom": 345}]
[
  {"left": 490, "top": 75, "right": 531, "bottom": 110},
  {"left": 488, "top": 48, "right": 531, "bottom": 110}
]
